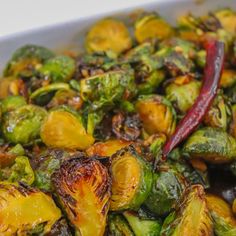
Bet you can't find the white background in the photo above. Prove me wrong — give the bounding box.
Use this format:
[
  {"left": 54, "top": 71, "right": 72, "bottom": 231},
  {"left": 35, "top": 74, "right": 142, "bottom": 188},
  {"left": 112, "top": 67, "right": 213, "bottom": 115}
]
[{"left": 0, "top": 0, "right": 161, "bottom": 37}]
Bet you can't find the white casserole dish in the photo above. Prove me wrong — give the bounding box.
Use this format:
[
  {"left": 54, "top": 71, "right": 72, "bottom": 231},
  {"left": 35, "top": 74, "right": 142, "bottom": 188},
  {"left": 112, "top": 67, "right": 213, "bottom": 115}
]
[{"left": 0, "top": 0, "right": 235, "bottom": 73}]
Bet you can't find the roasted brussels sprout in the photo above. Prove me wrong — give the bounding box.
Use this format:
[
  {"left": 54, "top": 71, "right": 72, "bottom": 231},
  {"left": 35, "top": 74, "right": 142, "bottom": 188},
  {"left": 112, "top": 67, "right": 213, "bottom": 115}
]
[
  {"left": 86, "top": 18, "right": 132, "bottom": 54},
  {"left": 86, "top": 139, "right": 131, "bottom": 157},
  {"left": 160, "top": 185, "right": 213, "bottom": 236},
  {"left": 0, "top": 182, "right": 61, "bottom": 235},
  {"left": 34, "top": 149, "right": 70, "bottom": 191},
  {"left": 38, "top": 55, "right": 76, "bottom": 82},
  {"left": 206, "top": 194, "right": 236, "bottom": 236},
  {"left": 165, "top": 75, "right": 201, "bottom": 113},
  {"left": 52, "top": 156, "right": 110, "bottom": 236},
  {"left": 136, "top": 95, "right": 176, "bottom": 136},
  {"left": 40, "top": 109, "right": 94, "bottom": 150},
  {"left": 220, "top": 69, "right": 236, "bottom": 88},
  {"left": 0, "top": 156, "right": 35, "bottom": 185},
  {"left": 0, "top": 95, "right": 26, "bottom": 113},
  {"left": 144, "top": 163, "right": 187, "bottom": 216},
  {"left": 4, "top": 44, "right": 54, "bottom": 77},
  {"left": 0, "top": 77, "right": 27, "bottom": 99},
  {"left": 80, "top": 70, "right": 136, "bottom": 111},
  {"left": 47, "top": 89, "right": 83, "bottom": 110},
  {"left": 134, "top": 14, "right": 174, "bottom": 43},
  {"left": 30, "top": 82, "right": 70, "bottom": 105},
  {"left": 2, "top": 104, "right": 47, "bottom": 144},
  {"left": 203, "top": 94, "right": 230, "bottom": 130},
  {"left": 123, "top": 211, "right": 162, "bottom": 236},
  {"left": 108, "top": 214, "right": 134, "bottom": 236},
  {"left": 110, "top": 146, "right": 153, "bottom": 211},
  {"left": 183, "top": 127, "right": 236, "bottom": 163}
]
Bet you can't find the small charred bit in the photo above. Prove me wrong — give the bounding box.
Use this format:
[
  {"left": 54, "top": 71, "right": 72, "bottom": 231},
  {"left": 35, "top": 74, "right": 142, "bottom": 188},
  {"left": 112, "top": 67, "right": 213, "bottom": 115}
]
[
  {"left": 52, "top": 156, "right": 111, "bottom": 236},
  {"left": 46, "top": 218, "right": 72, "bottom": 236},
  {"left": 112, "top": 112, "right": 142, "bottom": 141},
  {"left": 198, "top": 12, "right": 222, "bottom": 32}
]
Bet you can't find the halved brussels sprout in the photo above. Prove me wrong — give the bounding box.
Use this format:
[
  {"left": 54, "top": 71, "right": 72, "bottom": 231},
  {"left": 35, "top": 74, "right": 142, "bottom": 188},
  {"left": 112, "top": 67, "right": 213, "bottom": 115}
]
[
  {"left": 165, "top": 75, "right": 201, "bottom": 113},
  {"left": 0, "top": 156, "right": 35, "bottom": 185},
  {"left": 110, "top": 146, "right": 153, "bottom": 211},
  {"left": 40, "top": 109, "right": 94, "bottom": 150},
  {"left": 38, "top": 55, "right": 76, "bottom": 82},
  {"left": 204, "top": 94, "right": 230, "bottom": 130},
  {"left": 206, "top": 194, "right": 236, "bottom": 236},
  {"left": 108, "top": 214, "right": 134, "bottom": 236},
  {"left": 134, "top": 14, "right": 174, "bottom": 43},
  {"left": 47, "top": 89, "right": 83, "bottom": 110},
  {"left": 2, "top": 104, "right": 47, "bottom": 144},
  {"left": 0, "top": 95, "right": 26, "bottom": 114},
  {"left": 160, "top": 185, "right": 213, "bottom": 236},
  {"left": 123, "top": 211, "right": 162, "bottom": 236},
  {"left": 86, "top": 139, "right": 132, "bottom": 157},
  {"left": 136, "top": 95, "right": 176, "bottom": 136},
  {"left": 4, "top": 44, "right": 54, "bottom": 77},
  {"left": 220, "top": 69, "right": 236, "bottom": 88},
  {"left": 86, "top": 18, "right": 132, "bottom": 54},
  {"left": 0, "top": 77, "right": 26, "bottom": 99},
  {"left": 0, "top": 182, "right": 61, "bottom": 235},
  {"left": 214, "top": 9, "right": 236, "bottom": 34},
  {"left": 34, "top": 149, "right": 70, "bottom": 191},
  {"left": 80, "top": 70, "right": 136, "bottom": 111},
  {"left": 230, "top": 104, "right": 236, "bottom": 138},
  {"left": 52, "top": 156, "right": 110, "bottom": 236},
  {"left": 30, "top": 82, "right": 70, "bottom": 105},
  {"left": 182, "top": 127, "right": 236, "bottom": 163},
  {"left": 144, "top": 163, "right": 187, "bottom": 216}
]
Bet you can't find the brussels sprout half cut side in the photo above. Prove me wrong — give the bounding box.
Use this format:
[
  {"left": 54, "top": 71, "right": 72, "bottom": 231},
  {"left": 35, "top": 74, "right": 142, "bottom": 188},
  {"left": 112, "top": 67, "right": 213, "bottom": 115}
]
[{"left": 110, "top": 145, "right": 153, "bottom": 211}]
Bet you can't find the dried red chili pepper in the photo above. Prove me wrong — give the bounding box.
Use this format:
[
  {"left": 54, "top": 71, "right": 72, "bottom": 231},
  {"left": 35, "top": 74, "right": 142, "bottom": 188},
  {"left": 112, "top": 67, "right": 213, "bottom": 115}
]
[{"left": 162, "top": 40, "right": 225, "bottom": 160}]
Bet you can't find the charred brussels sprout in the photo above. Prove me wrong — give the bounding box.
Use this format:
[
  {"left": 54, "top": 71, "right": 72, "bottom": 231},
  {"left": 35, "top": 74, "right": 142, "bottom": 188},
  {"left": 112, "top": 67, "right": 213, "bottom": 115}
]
[
  {"left": 0, "top": 95, "right": 26, "bottom": 113},
  {"left": 34, "top": 149, "right": 70, "bottom": 191},
  {"left": 52, "top": 156, "right": 110, "bottom": 236},
  {"left": 0, "top": 182, "right": 61, "bottom": 235},
  {"left": 123, "top": 211, "right": 162, "bottom": 236},
  {"left": 108, "top": 214, "right": 134, "bottom": 236},
  {"left": 204, "top": 94, "right": 230, "bottom": 130},
  {"left": 40, "top": 109, "right": 94, "bottom": 150},
  {"left": 144, "top": 164, "right": 187, "bottom": 216},
  {"left": 4, "top": 44, "right": 54, "bottom": 77},
  {"left": 206, "top": 194, "right": 236, "bottom": 236},
  {"left": 183, "top": 127, "right": 236, "bottom": 163},
  {"left": 2, "top": 104, "right": 47, "bottom": 144},
  {"left": 86, "top": 18, "right": 132, "bottom": 54},
  {"left": 165, "top": 75, "right": 201, "bottom": 113},
  {"left": 80, "top": 70, "right": 136, "bottom": 111},
  {"left": 160, "top": 185, "right": 213, "bottom": 236},
  {"left": 134, "top": 14, "right": 174, "bottom": 43},
  {"left": 110, "top": 146, "right": 153, "bottom": 211},
  {"left": 136, "top": 95, "right": 176, "bottom": 136},
  {"left": 86, "top": 139, "right": 131, "bottom": 157},
  {"left": 0, "top": 156, "right": 35, "bottom": 185},
  {"left": 38, "top": 55, "right": 76, "bottom": 82}
]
